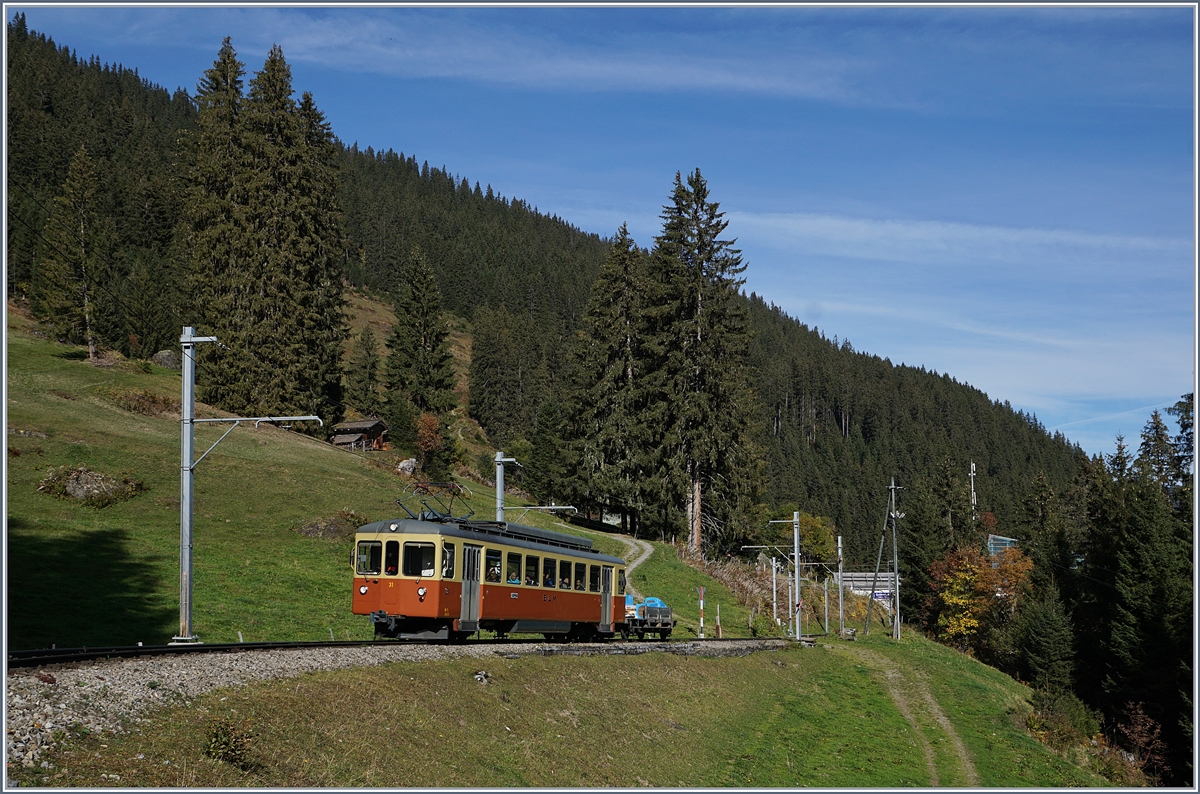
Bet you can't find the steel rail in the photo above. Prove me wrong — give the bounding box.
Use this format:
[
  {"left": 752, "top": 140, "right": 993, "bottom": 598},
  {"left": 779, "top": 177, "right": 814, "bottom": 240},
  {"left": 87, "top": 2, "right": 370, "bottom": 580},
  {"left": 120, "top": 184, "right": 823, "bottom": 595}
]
[{"left": 6, "top": 635, "right": 774, "bottom": 669}]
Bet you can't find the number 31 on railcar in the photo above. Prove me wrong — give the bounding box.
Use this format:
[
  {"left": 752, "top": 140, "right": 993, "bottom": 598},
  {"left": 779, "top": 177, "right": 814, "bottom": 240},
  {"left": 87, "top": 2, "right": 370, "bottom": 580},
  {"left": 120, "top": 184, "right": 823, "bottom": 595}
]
[{"left": 352, "top": 516, "right": 628, "bottom": 641}]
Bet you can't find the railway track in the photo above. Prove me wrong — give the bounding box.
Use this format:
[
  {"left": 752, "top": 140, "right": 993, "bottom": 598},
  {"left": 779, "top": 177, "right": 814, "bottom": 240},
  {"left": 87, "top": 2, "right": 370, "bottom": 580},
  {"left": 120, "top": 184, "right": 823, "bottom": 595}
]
[{"left": 7, "top": 635, "right": 790, "bottom": 669}]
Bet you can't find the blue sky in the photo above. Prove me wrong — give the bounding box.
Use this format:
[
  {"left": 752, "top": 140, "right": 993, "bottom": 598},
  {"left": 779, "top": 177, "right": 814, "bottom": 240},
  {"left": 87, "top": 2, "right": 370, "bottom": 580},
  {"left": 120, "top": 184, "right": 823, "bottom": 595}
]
[{"left": 10, "top": 5, "right": 1196, "bottom": 458}]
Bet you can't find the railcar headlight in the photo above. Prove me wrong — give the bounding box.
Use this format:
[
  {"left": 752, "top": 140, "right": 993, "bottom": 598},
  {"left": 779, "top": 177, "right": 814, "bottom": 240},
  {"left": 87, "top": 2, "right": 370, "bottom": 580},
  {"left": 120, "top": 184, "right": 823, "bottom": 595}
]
[
  {"left": 417, "top": 587, "right": 427, "bottom": 597},
  {"left": 389, "top": 523, "right": 399, "bottom": 532},
  {"left": 359, "top": 586, "right": 369, "bottom": 595}
]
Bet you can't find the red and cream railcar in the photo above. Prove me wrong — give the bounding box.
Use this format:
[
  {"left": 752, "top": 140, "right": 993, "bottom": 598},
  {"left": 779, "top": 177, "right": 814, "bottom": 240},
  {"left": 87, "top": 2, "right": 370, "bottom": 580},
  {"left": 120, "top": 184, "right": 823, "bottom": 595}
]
[{"left": 352, "top": 517, "right": 628, "bottom": 641}]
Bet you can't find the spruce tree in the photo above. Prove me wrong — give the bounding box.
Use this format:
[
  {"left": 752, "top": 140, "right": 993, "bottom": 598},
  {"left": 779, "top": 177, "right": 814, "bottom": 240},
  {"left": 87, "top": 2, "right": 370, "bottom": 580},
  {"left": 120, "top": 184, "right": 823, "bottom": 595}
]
[
  {"left": 573, "top": 224, "right": 651, "bottom": 527},
  {"left": 32, "top": 144, "right": 106, "bottom": 359},
  {"left": 183, "top": 41, "right": 346, "bottom": 425},
  {"left": 384, "top": 244, "right": 456, "bottom": 415},
  {"left": 642, "top": 169, "right": 762, "bottom": 553},
  {"left": 345, "top": 326, "right": 381, "bottom": 416}
]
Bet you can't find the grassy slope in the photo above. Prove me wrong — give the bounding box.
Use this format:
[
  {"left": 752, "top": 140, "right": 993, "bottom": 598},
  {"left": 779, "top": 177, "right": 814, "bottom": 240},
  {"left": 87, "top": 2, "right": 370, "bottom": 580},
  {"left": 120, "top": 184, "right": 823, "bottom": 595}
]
[
  {"left": 7, "top": 304, "right": 529, "bottom": 648},
  {"left": 16, "top": 633, "right": 1105, "bottom": 788}
]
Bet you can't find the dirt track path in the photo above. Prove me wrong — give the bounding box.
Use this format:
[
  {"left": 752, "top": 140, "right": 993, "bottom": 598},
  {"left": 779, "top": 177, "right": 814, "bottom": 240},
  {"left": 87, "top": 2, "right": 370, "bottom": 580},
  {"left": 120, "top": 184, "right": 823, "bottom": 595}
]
[
  {"left": 555, "top": 524, "right": 654, "bottom": 597},
  {"left": 836, "top": 644, "right": 980, "bottom": 787}
]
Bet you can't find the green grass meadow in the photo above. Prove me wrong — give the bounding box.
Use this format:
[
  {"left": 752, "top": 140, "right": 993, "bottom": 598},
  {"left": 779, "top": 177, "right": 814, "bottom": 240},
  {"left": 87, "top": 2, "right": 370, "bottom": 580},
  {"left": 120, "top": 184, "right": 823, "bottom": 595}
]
[{"left": 16, "top": 633, "right": 1107, "bottom": 788}]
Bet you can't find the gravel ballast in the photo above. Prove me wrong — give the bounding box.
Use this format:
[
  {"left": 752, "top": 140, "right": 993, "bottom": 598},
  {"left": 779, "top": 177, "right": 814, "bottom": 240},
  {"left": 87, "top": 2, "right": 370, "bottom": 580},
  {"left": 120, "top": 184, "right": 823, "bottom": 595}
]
[{"left": 6, "top": 638, "right": 787, "bottom": 772}]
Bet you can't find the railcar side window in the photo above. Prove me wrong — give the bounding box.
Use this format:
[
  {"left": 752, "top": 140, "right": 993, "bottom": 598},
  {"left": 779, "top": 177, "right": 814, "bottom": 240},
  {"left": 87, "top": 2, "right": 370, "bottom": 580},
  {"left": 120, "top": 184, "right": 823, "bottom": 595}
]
[
  {"left": 589, "top": 565, "right": 601, "bottom": 592},
  {"left": 403, "top": 542, "right": 436, "bottom": 577},
  {"left": 486, "top": 549, "right": 502, "bottom": 582},
  {"left": 574, "top": 562, "right": 586, "bottom": 591},
  {"left": 559, "top": 560, "right": 572, "bottom": 589},
  {"left": 356, "top": 541, "right": 382, "bottom": 575},
  {"left": 442, "top": 542, "right": 455, "bottom": 579},
  {"left": 506, "top": 553, "right": 522, "bottom": 585},
  {"left": 384, "top": 540, "right": 400, "bottom": 576},
  {"left": 618, "top": 569, "right": 626, "bottom": 595},
  {"left": 543, "top": 558, "right": 556, "bottom": 588},
  {"left": 525, "top": 556, "right": 539, "bottom": 587}
]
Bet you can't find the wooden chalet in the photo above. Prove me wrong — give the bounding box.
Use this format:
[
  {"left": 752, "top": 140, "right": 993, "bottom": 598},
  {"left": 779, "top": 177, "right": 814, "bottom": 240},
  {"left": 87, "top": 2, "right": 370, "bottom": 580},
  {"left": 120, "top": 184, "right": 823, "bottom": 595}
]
[{"left": 331, "top": 419, "right": 388, "bottom": 451}]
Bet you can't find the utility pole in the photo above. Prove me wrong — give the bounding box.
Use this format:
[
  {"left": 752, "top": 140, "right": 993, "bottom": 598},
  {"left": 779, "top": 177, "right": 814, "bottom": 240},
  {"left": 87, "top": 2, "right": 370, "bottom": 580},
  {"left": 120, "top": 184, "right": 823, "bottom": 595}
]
[
  {"left": 823, "top": 577, "right": 829, "bottom": 635},
  {"left": 494, "top": 451, "right": 517, "bottom": 522},
  {"left": 763, "top": 513, "right": 803, "bottom": 639},
  {"left": 175, "top": 327, "right": 215, "bottom": 643},
  {"left": 863, "top": 531, "right": 886, "bottom": 635},
  {"left": 969, "top": 461, "right": 977, "bottom": 522},
  {"left": 792, "top": 511, "right": 801, "bottom": 640},
  {"left": 837, "top": 535, "right": 845, "bottom": 636},
  {"left": 889, "top": 478, "right": 904, "bottom": 641},
  {"left": 772, "top": 558, "right": 777, "bottom": 623},
  {"left": 174, "top": 327, "right": 320, "bottom": 644}
]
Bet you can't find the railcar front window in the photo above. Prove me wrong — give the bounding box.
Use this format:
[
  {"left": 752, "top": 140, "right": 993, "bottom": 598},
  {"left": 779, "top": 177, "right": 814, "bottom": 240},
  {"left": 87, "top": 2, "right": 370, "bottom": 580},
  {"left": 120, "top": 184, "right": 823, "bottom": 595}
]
[
  {"left": 384, "top": 540, "right": 400, "bottom": 576},
  {"left": 403, "top": 542, "right": 436, "bottom": 577},
  {"left": 618, "top": 570, "right": 626, "bottom": 595},
  {"left": 506, "top": 553, "right": 522, "bottom": 585},
  {"left": 559, "top": 560, "right": 572, "bottom": 589},
  {"left": 574, "top": 562, "right": 586, "bottom": 591},
  {"left": 442, "top": 543, "right": 455, "bottom": 579},
  {"left": 589, "top": 565, "right": 601, "bottom": 592},
  {"left": 543, "top": 557, "right": 556, "bottom": 588},
  {"left": 486, "top": 549, "right": 502, "bottom": 582},
  {"left": 356, "top": 541, "right": 382, "bottom": 575}
]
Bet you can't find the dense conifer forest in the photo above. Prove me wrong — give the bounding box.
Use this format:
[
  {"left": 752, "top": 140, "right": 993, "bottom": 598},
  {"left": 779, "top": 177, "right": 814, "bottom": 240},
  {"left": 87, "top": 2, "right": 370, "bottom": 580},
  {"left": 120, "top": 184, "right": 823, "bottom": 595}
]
[{"left": 6, "top": 18, "right": 1192, "bottom": 783}]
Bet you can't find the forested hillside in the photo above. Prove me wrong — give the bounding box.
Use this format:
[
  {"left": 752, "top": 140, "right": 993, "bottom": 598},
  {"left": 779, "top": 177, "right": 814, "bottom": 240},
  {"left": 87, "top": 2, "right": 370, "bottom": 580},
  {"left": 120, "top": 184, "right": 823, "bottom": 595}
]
[
  {"left": 6, "top": 14, "right": 196, "bottom": 358},
  {"left": 747, "top": 293, "right": 1087, "bottom": 564}
]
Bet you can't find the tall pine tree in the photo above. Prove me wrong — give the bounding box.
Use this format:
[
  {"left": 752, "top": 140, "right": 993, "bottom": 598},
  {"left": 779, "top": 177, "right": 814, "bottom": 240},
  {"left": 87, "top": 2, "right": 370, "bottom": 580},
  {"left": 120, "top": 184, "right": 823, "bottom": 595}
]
[
  {"left": 572, "top": 224, "right": 652, "bottom": 529},
  {"left": 384, "top": 244, "right": 457, "bottom": 415},
  {"left": 183, "top": 40, "right": 346, "bottom": 425},
  {"left": 345, "top": 326, "right": 381, "bottom": 416},
  {"left": 32, "top": 144, "right": 108, "bottom": 359},
  {"left": 642, "top": 169, "right": 762, "bottom": 553}
]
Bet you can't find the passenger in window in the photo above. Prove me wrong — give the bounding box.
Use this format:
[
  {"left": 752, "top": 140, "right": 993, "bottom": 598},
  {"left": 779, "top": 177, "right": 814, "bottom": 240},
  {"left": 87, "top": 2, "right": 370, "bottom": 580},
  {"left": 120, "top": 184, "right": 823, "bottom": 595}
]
[
  {"left": 507, "top": 572, "right": 521, "bottom": 585},
  {"left": 561, "top": 577, "right": 571, "bottom": 589},
  {"left": 526, "top": 573, "right": 537, "bottom": 586},
  {"left": 575, "top": 578, "right": 584, "bottom": 591},
  {"left": 487, "top": 565, "right": 501, "bottom": 583},
  {"left": 544, "top": 571, "right": 556, "bottom": 587},
  {"left": 386, "top": 563, "right": 397, "bottom": 575}
]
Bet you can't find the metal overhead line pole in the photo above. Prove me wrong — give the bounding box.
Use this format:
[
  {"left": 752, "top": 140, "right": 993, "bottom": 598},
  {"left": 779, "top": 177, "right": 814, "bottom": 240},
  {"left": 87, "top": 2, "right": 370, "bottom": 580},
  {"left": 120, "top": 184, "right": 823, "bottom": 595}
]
[
  {"left": 765, "top": 512, "right": 802, "bottom": 639},
  {"left": 792, "top": 511, "right": 801, "bottom": 639},
  {"left": 889, "top": 478, "right": 904, "bottom": 641},
  {"left": 173, "top": 326, "right": 321, "bottom": 644},
  {"left": 837, "top": 535, "right": 845, "bottom": 636},
  {"left": 494, "top": 451, "right": 517, "bottom": 522}
]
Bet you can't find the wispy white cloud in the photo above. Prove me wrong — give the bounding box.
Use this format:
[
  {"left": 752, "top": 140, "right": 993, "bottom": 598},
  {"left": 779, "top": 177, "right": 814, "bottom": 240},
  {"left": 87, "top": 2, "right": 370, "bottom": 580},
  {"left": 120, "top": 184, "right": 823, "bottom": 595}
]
[
  {"left": 257, "top": 11, "right": 869, "bottom": 101},
  {"left": 730, "top": 211, "right": 1193, "bottom": 273}
]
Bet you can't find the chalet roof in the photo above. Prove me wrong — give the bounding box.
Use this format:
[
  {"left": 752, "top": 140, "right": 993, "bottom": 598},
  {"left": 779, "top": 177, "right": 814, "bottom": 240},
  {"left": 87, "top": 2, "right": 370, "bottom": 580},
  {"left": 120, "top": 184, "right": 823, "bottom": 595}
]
[
  {"left": 333, "top": 419, "right": 387, "bottom": 432},
  {"left": 330, "top": 433, "right": 365, "bottom": 445}
]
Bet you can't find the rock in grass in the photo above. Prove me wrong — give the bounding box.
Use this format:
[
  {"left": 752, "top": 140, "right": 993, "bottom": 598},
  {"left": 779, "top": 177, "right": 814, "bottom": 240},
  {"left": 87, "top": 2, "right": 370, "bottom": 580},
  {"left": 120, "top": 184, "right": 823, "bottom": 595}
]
[
  {"left": 37, "top": 465, "right": 144, "bottom": 508},
  {"left": 150, "top": 350, "right": 181, "bottom": 370}
]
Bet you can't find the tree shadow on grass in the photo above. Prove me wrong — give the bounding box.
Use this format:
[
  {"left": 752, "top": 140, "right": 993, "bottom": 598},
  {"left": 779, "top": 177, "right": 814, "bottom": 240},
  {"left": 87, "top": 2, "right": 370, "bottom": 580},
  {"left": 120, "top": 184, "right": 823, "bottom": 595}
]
[{"left": 7, "top": 525, "right": 175, "bottom": 649}]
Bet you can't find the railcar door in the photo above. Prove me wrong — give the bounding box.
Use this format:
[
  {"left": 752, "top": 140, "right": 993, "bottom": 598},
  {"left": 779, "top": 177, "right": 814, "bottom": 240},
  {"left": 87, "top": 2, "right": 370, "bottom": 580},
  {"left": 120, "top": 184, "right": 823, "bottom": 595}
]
[
  {"left": 459, "top": 544, "right": 482, "bottom": 632},
  {"left": 600, "top": 565, "right": 614, "bottom": 633}
]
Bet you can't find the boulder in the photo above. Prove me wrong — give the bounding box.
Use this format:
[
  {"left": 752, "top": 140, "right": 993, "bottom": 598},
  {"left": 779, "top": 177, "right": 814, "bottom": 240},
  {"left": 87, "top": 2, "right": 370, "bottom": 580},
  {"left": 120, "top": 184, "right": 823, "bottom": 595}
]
[{"left": 150, "top": 350, "right": 181, "bottom": 370}]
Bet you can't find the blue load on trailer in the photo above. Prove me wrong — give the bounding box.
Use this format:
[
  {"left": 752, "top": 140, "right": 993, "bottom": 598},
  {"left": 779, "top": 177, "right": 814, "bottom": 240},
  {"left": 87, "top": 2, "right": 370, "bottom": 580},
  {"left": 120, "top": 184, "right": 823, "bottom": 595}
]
[{"left": 623, "top": 593, "right": 675, "bottom": 640}]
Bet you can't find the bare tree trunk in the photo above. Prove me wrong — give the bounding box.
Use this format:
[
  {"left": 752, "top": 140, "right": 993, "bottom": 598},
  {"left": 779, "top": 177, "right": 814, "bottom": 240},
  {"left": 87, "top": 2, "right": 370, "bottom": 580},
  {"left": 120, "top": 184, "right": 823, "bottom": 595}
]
[
  {"left": 79, "top": 221, "right": 95, "bottom": 361},
  {"left": 690, "top": 465, "right": 703, "bottom": 554}
]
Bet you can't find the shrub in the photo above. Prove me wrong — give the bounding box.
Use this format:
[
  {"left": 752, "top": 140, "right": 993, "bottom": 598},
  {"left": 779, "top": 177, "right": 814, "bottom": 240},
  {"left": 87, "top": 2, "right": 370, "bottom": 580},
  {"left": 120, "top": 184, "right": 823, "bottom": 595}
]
[
  {"left": 203, "top": 717, "right": 254, "bottom": 770},
  {"left": 101, "top": 387, "right": 180, "bottom": 417},
  {"left": 1028, "top": 688, "right": 1100, "bottom": 750}
]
